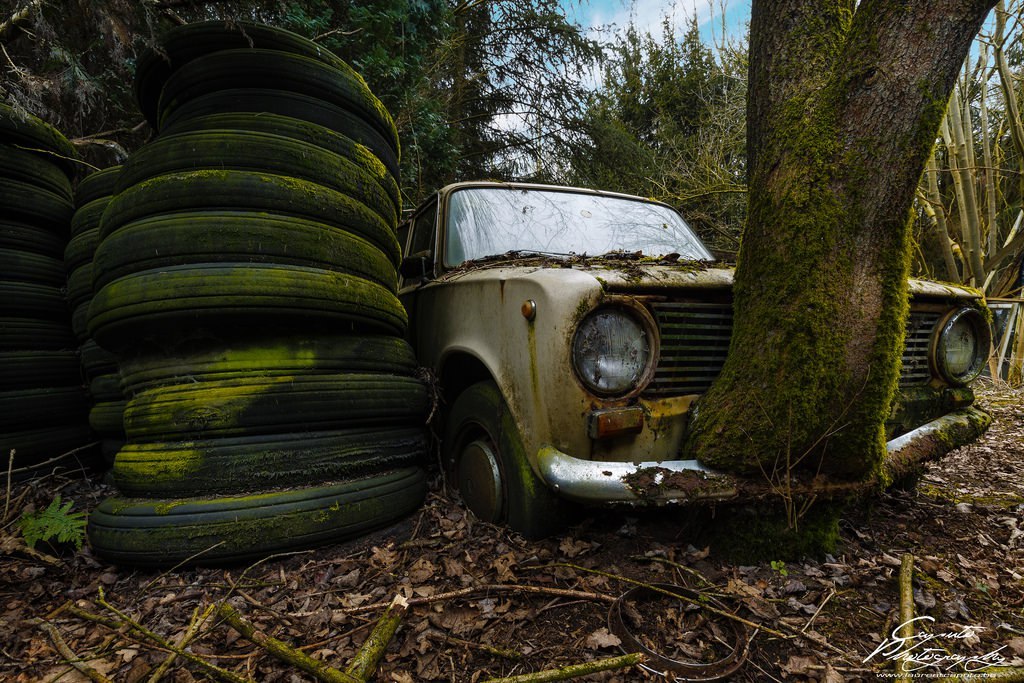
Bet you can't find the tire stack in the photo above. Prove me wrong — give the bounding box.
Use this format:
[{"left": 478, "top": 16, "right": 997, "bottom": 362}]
[
  {"left": 0, "top": 104, "right": 93, "bottom": 476},
  {"left": 67, "top": 166, "right": 126, "bottom": 465},
  {"left": 86, "top": 21, "right": 429, "bottom": 567}
]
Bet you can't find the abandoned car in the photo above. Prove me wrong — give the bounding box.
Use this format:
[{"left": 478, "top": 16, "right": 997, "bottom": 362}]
[{"left": 398, "top": 182, "right": 991, "bottom": 537}]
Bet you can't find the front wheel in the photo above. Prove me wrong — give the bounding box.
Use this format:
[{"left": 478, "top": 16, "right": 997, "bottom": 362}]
[{"left": 443, "top": 380, "right": 569, "bottom": 539}]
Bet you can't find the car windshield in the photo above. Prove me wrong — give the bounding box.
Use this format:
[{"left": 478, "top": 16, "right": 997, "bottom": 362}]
[{"left": 444, "top": 187, "right": 713, "bottom": 266}]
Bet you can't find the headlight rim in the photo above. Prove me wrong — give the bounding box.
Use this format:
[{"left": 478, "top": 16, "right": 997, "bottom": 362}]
[
  {"left": 571, "top": 300, "right": 659, "bottom": 399},
  {"left": 931, "top": 306, "right": 989, "bottom": 387}
]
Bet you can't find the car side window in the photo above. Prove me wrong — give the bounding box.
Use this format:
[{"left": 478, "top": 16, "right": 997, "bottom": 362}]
[{"left": 402, "top": 198, "right": 438, "bottom": 286}]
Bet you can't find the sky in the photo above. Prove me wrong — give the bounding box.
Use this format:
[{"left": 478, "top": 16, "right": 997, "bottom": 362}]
[{"left": 560, "top": 0, "right": 751, "bottom": 46}]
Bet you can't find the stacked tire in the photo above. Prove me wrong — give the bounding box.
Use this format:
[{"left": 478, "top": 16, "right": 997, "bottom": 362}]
[
  {"left": 0, "top": 104, "right": 92, "bottom": 476},
  {"left": 86, "top": 21, "right": 428, "bottom": 567},
  {"left": 68, "top": 166, "right": 126, "bottom": 464}
]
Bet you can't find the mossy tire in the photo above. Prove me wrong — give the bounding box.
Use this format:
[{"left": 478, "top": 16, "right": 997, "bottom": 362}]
[
  {"left": 134, "top": 20, "right": 357, "bottom": 128},
  {"left": 117, "top": 333, "right": 417, "bottom": 394},
  {"left": 87, "top": 466, "right": 427, "bottom": 567},
  {"left": 0, "top": 281, "right": 69, "bottom": 319},
  {"left": 157, "top": 49, "right": 398, "bottom": 154},
  {"left": 117, "top": 131, "right": 397, "bottom": 225},
  {"left": 88, "top": 263, "right": 407, "bottom": 351},
  {"left": 98, "top": 170, "right": 400, "bottom": 266},
  {"left": 124, "top": 373, "right": 428, "bottom": 441},
  {"left": 1, "top": 221, "right": 66, "bottom": 258},
  {"left": 74, "top": 166, "right": 121, "bottom": 207},
  {"left": 0, "top": 317, "right": 76, "bottom": 350},
  {"left": 66, "top": 263, "right": 94, "bottom": 309},
  {"left": 159, "top": 89, "right": 400, "bottom": 178},
  {"left": 0, "top": 143, "right": 74, "bottom": 201},
  {"left": 72, "top": 301, "right": 90, "bottom": 342},
  {"left": 0, "top": 178, "right": 74, "bottom": 232},
  {"left": 89, "top": 400, "right": 126, "bottom": 436},
  {"left": 0, "top": 248, "right": 66, "bottom": 285},
  {"left": 160, "top": 113, "right": 399, "bottom": 210},
  {"left": 80, "top": 340, "right": 119, "bottom": 379},
  {"left": 0, "top": 104, "right": 78, "bottom": 176},
  {"left": 113, "top": 427, "right": 428, "bottom": 496},
  {"left": 71, "top": 197, "right": 113, "bottom": 237},
  {"left": 93, "top": 211, "right": 397, "bottom": 292},
  {"left": 89, "top": 374, "right": 123, "bottom": 401},
  {"left": 444, "top": 380, "right": 570, "bottom": 539},
  {"left": 64, "top": 227, "right": 100, "bottom": 272},
  {"left": 0, "top": 386, "right": 88, "bottom": 430},
  {"left": 0, "top": 350, "right": 81, "bottom": 389}
]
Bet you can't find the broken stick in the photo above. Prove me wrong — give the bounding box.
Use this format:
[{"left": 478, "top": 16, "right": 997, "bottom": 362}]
[
  {"left": 479, "top": 652, "right": 645, "bottom": 683},
  {"left": 897, "top": 553, "right": 914, "bottom": 683},
  {"left": 344, "top": 594, "right": 408, "bottom": 681},
  {"left": 217, "top": 602, "right": 358, "bottom": 683}
]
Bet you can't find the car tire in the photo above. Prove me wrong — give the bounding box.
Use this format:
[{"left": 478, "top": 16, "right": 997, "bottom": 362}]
[
  {"left": 87, "top": 467, "right": 427, "bottom": 566},
  {"left": 89, "top": 400, "right": 127, "bottom": 435},
  {"left": 71, "top": 197, "right": 114, "bottom": 237},
  {"left": 123, "top": 373, "right": 428, "bottom": 441},
  {"left": 157, "top": 49, "right": 399, "bottom": 155},
  {"left": 74, "top": 166, "right": 121, "bottom": 207},
  {"left": 64, "top": 227, "right": 101, "bottom": 272},
  {"left": 0, "top": 351, "right": 81, "bottom": 389},
  {"left": 97, "top": 170, "right": 400, "bottom": 266},
  {"left": 88, "top": 263, "right": 407, "bottom": 351},
  {"left": 0, "top": 103, "right": 78, "bottom": 177},
  {"left": 159, "top": 89, "right": 401, "bottom": 178},
  {"left": 92, "top": 211, "right": 397, "bottom": 292},
  {"left": 0, "top": 317, "right": 76, "bottom": 350},
  {"left": 117, "top": 333, "right": 417, "bottom": 394},
  {"left": 133, "top": 19, "right": 359, "bottom": 128},
  {"left": 0, "top": 178, "right": 74, "bottom": 232},
  {"left": 1, "top": 221, "right": 66, "bottom": 258},
  {"left": 0, "top": 249, "right": 66, "bottom": 285},
  {"left": 112, "top": 427, "right": 428, "bottom": 496},
  {"left": 444, "top": 380, "right": 569, "bottom": 539},
  {"left": 66, "top": 263, "right": 94, "bottom": 309},
  {"left": 160, "top": 113, "right": 400, "bottom": 209},
  {"left": 0, "top": 281, "right": 69, "bottom": 319},
  {"left": 116, "top": 131, "right": 397, "bottom": 225},
  {"left": 80, "top": 340, "right": 119, "bottom": 379},
  {"left": 0, "top": 386, "right": 88, "bottom": 431},
  {"left": 0, "top": 143, "right": 73, "bottom": 201},
  {"left": 1, "top": 424, "right": 95, "bottom": 475}
]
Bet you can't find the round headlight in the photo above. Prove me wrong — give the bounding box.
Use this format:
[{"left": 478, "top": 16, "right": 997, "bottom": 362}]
[
  {"left": 572, "top": 307, "right": 652, "bottom": 396},
  {"left": 933, "top": 307, "right": 989, "bottom": 385}
]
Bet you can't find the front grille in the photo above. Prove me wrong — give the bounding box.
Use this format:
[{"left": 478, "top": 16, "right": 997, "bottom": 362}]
[
  {"left": 644, "top": 302, "right": 939, "bottom": 396},
  {"left": 900, "top": 311, "right": 941, "bottom": 387}
]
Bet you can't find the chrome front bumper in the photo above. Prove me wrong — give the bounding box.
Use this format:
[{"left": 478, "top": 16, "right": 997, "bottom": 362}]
[{"left": 536, "top": 406, "right": 992, "bottom": 505}]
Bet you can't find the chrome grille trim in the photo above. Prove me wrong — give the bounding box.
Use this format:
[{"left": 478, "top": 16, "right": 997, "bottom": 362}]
[{"left": 643, "top": 303, "right": 939, "bottom": 397}]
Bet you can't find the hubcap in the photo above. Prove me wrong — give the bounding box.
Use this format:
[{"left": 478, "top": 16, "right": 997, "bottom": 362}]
[{"left": 457, "top": 437, "right": 503, "bottom": 523}]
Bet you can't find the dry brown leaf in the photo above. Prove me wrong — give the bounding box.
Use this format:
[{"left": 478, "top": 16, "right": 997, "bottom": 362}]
[{"left": 585, "top": 627, "right": 622, "bottom": 650}]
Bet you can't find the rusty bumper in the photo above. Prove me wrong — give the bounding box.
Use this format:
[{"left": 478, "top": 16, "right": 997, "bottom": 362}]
[{"left": 535, "top": 406, "right": 991, "bottom": 505}]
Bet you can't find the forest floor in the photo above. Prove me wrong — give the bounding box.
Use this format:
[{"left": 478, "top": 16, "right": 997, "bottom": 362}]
[{"left": 1, "top": 383, "right": 1023, "bottom": 683}]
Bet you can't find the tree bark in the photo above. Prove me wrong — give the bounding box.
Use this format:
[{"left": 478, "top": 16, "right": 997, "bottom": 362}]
[{"left": 687, "top": 0, "right": 996, "bottom": 479}]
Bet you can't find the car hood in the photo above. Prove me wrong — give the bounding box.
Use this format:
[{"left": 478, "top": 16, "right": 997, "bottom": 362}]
[{"left": 441, "top": 257, "right": 981, "bottom": 300}]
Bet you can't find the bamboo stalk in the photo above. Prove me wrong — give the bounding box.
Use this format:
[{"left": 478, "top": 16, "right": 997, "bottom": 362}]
[
  {"left": 978, "top": 43, "right": 1000, "bottom": 262},
  {"left": 946, "top": 85, "right": 986, "bottom": 285}
]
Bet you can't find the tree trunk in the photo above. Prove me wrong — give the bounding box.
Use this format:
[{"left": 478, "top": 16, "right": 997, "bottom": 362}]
[{"left": 687, "top": 0, "right": 996, "bottom": 480}]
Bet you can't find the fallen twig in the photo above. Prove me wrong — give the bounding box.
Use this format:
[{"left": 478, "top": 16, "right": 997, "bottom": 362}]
[
  {"left": 802, "top": 588, "right": 836, "bottom": 633},
  {"left": 526, "top": 563, "right": 785, "bottom": 639},
  {"left": 479, "top": 652, "right": 645, "bottom": 682},
  {"left": 217, "top": 602, "right": 357, "bottom": 683},
  {"left": 95, "top": 589, "right": 250, "bottom": 683},
  {"left": 146, "top": 604, "right": 214, "bottom": 683},
  {"left": 344, "top": 594, "right": 408, "bottom": 681},
  {"left": 27, "top": 618, "right": 113, "bottom": 683},
  {"left": 340, "top": 583, "right": 614, "bottom": 615}
]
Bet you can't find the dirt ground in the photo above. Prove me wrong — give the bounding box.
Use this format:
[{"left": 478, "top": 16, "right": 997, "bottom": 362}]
[{"left": 1, "top": 382, "right": 1022, "bottom": 682}]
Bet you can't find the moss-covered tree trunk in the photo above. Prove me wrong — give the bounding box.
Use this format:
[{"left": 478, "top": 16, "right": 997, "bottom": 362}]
[{"left": 687, "top": 0, "right": 996, "bottom": 480}]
